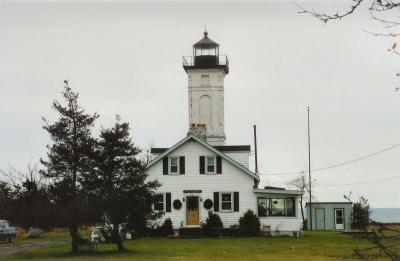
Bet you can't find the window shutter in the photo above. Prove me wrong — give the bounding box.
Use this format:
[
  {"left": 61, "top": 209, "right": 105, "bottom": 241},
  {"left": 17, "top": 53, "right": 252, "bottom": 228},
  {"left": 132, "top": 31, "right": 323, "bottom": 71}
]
[
  {"left": 213, "top": 192, "right": 219, "bottom": 212},
  {"left": 234, "top": 192, "right": 239, "bottom": 212},
  {"left": 179, "top": 156, "right": 185, "bottom": 174},
  {"left": 199, "top": 156, "right": 205, "bottom": 174},
  {"left": 166, "top": 193, "right": 171, "bottom": 212},
  {"left": 216, "top": 156, "right": 222, "bottom": 174},
  {"left": 163, "top": 158, "right": 168, "bottom": 175}
]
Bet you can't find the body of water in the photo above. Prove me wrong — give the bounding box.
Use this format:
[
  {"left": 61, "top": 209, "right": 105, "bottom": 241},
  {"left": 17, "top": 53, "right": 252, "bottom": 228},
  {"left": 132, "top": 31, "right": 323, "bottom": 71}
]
[{"left": 370, "top": 208, "right": 400, "bottom": 223}]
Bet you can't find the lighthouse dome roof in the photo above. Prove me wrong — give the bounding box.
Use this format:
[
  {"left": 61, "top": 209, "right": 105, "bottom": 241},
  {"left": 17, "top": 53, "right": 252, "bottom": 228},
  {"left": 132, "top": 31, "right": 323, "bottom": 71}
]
[{"left": 193, "top": 31, "right": 219, "bottom": 48}]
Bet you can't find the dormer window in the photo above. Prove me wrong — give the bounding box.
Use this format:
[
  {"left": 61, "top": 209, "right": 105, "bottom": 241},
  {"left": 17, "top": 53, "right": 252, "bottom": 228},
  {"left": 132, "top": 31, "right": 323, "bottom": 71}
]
[
  {"left": 169, "top": 157, "right": 179, "bottom": 174},
  {"left": 206, "top": 156, "right": 215, "bottom": 173}
]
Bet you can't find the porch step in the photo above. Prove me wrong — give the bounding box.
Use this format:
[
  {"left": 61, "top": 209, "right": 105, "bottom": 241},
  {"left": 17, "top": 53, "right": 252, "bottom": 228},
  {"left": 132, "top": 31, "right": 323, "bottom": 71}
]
[{"left": 179, "top": 227, "right": 203, "bottom": 238}]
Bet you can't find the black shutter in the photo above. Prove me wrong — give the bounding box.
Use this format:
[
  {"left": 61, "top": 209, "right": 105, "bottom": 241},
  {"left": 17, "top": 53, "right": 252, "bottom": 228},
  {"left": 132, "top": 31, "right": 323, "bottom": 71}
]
[
  {"left": 214, "top": 192, "right": 219, "bottom": 212},
  {"left": 234, "top": 192, "right": 239, "bottom": 212},
  {"left": 199, "top": 156, "right": 205, "bottom": 174},
  {"left": 216, "top": 156, "right": 222, "bottom": 174},
  {"left": 166, "top": 193, "right": 171, "bottom": 212},
  {"left": 163, "top": 158, "right": 168, "bottom": 175},
  {"left": 179, "top": 156, "right": 185, "bottom": 174}
]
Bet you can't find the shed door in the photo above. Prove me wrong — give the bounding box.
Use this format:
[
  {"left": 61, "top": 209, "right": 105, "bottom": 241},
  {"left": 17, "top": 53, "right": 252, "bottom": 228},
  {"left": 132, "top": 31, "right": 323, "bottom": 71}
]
[
  {"left": 335, "top": 208, "right": 344, "bottom": 230},
  {"left": 315, "top": 208, "right": 325, "bottom": 230}
]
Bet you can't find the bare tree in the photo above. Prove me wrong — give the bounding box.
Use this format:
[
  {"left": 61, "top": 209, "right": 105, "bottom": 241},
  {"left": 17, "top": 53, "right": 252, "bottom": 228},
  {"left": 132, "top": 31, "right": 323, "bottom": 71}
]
[
  {"left": 298, "top": 0, "right": 400, "bottom": 88},
  {"left": 0, "top": 164, "right": 54, "bottom": 231},
  {"left": 286, "top": 171, "right": 313, "bottom": 226}
]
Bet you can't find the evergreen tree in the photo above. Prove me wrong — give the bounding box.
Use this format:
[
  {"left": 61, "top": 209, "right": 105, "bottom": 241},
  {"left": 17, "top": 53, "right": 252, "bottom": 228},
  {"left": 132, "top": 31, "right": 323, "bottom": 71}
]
[
  {"left": 351, "top": 196, "right": 371, "bottom": 230},
  {"left": 40, "top": 81, "right": 98, "bottom": 253},
  {"left": 83, "top": 117, "right": 159, "bottom": 251}
]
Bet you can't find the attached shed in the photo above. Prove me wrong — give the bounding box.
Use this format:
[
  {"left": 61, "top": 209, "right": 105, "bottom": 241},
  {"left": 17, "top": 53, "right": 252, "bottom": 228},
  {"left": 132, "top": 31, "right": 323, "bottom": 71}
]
[{"left": 305, "top": 202, "right": 352, "bottom": 231}]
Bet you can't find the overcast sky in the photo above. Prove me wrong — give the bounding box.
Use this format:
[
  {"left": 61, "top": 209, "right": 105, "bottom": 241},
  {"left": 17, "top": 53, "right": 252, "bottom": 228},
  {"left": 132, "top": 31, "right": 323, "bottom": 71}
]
[{"left": 1, "top": 0, "right": 399, "bottom": 208}]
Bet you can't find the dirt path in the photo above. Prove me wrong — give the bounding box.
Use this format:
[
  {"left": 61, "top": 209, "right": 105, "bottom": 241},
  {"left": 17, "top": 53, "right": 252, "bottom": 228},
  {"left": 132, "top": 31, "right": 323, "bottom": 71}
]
[{"left": 0, "top": 241, "right": 68, "bottom": 259}]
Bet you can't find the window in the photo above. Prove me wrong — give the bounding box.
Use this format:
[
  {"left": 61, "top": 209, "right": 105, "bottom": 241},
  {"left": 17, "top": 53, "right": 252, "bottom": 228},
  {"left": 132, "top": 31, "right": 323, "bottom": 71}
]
[
  {"left": 206, "top": 156, "right": 215, "bottom": 173},
  {"left": 336, "top": 209, "right": 344, "bottom": 224},
  {"left": 221, "top": 192, "right": 233, "bottom": 211},
  {"left": 169, "top": 157, "right": 178, "bottom": 174},
  {"left": 154, "top": 194, "right": 165, "bottom": 211},
  {"left": 286, "top": 198, "right": 295, "bottom": 217},
  {"left": 270, "top": 198, "right": 285, "bottom": 216},
  {"left": 258, "top": 198, "right": 268, "bottom": 217},
  {"left": 201, "top": 75, "right": 209, "bottom": 86},
  {"left": 257, "top": 197, "right": 296, "bottom": 217}
]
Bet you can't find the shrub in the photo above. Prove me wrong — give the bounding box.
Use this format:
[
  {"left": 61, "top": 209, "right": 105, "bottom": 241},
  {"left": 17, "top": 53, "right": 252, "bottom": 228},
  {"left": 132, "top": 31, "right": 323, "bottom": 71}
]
[
  {"left": 239, "top": 209, "right": 260, "bottom": 236},
  {"left": 203, "top": 211, "right": 223, "bottom": 236},
  {"left": 351, "top": 197, "right": 371, "bottom": 230},
  {"left": 162, "top": 218, "right": 174, "bottom": 236}
]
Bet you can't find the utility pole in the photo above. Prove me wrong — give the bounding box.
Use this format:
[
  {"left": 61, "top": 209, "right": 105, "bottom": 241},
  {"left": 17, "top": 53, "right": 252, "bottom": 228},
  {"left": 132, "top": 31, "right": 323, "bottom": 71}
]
[{"left": 307, "top": 106, "right": 312, "bottom": 231}]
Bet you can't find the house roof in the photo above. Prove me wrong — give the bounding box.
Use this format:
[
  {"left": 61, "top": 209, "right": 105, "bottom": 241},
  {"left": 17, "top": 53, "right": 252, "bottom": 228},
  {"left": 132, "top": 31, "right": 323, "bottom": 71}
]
[
  {"left": 253, "top": 188, "right": 304, "bottom": 195},
  {"left": 305, "top": 202, "right": 353, "bottom": 207},
  {"left": 146, "top": 135, "right": 259, "bottom": 181},
  {"left": 151, "top": 145, "right": 250, "bottom": 154}
]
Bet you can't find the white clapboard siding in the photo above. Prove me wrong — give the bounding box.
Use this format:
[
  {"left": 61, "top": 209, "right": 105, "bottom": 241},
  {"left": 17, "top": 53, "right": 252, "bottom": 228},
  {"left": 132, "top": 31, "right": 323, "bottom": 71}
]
[
  {"left": 259, "top": 217, "right": 303, "bottom": 233},
  {"left": 223, "top": 152, "right": 249, "bottom": 169},
  {"left": 146, "top": 140, "right": 257, "bottom": 228}
]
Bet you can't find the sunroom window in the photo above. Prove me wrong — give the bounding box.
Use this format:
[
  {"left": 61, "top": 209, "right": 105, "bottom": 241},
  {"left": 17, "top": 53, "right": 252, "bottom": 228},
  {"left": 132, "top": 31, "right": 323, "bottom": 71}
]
[{"left": 257, "top": 197, "right": 296, "bottom": 217}]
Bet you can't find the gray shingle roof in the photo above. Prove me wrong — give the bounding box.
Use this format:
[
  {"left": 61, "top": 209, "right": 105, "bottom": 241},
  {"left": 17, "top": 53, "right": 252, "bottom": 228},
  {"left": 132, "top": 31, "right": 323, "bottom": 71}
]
[{"left": 193, "top": 31, "right": 219, "bottom": 48}]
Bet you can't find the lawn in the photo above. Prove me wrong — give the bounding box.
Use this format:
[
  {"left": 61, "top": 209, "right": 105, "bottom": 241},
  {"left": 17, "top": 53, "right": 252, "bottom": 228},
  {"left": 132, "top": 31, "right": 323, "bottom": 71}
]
[{"left": 5, "top": 231, "right": 392, "bottom": 260}]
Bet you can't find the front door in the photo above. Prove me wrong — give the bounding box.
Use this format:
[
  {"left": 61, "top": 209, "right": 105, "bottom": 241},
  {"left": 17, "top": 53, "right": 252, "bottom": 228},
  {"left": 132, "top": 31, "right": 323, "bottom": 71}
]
[
  {"left": 186, "top": 196, "right": 199, "bottom": 225},
  {"left": 315, "top": 208, "right": 325, "bottom": 230},
  {"left": 335, "top": 208, "right": 345, "bottom": 230}
]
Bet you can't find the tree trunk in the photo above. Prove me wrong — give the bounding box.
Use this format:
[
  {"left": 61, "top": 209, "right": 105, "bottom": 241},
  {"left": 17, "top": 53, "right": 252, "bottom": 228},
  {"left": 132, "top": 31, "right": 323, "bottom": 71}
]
[
  {"left": 300, "top": 196, "right": 305, "bottom": 226},
  {"left": 300, "top": 196, "right": 304, "bottom": 222},
  {"left": 70, "top": 225, "right": 79, "bottom": 254},
  {"left": 112, "top": 223, "right": 125, "bottom": 252}
]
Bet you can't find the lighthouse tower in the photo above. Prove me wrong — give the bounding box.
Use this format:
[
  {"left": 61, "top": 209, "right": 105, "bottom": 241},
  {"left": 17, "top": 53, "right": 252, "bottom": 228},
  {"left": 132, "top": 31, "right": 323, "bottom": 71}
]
[{"left": 183, "top": 31, "right": 229, "bottom": 145}]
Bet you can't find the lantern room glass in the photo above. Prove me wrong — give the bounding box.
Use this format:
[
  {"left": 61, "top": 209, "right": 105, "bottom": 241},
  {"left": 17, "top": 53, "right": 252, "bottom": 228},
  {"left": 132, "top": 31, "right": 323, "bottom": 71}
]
[{"left": 194, "top": 47, "right": 219, "bottom": 57}]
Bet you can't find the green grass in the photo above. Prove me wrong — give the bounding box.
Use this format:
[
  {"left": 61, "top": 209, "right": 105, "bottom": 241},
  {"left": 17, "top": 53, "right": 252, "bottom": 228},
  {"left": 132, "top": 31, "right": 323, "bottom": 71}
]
[{"left": 5, "top": 231, "right": 392, "bottom": 260}]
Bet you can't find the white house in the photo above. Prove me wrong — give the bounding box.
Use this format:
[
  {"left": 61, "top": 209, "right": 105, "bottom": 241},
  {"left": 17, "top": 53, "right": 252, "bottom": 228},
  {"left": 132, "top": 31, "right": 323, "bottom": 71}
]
[{"left": 145, "top": 31, "right": 303, "bottom": 235}]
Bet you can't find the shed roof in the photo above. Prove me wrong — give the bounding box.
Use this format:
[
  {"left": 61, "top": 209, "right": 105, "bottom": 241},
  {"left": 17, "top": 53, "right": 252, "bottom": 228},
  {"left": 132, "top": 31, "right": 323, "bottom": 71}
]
[
  {"left": 253, "top": 188, "right": 304, "bottom": 195},
  {"left": 305, "top": 202, "right": 353, "bottom": 207}
]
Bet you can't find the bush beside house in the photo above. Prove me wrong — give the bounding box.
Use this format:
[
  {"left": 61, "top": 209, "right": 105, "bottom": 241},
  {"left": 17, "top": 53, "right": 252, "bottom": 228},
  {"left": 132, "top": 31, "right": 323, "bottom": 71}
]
[
  {"left": 162, "top": 218, "right": 174, "bottom": 236},
  {"left": 202, "top": 211, "right": 223, "bottom": 237},
  {"left": 239, "top": 210, "right": 260, "bottom": 236}
]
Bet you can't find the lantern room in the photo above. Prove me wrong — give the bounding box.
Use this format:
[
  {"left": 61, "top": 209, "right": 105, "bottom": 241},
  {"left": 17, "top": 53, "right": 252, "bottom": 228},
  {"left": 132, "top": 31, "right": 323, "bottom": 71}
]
[
  {"left": 183, "top": 31, "right": 229, "bottom": 74},
  {"left": 193, "top": 31, "right": 219, "bottom": 67}
]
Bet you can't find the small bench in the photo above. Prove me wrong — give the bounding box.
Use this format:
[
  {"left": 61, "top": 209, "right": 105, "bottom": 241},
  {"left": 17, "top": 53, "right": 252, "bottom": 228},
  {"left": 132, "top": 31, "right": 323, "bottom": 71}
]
[
  {"left": 78, "top": 237, "right": 97, "bottom": 252},
  {"left": 261, "top": 225, "right": 271, "bottom": 237}
]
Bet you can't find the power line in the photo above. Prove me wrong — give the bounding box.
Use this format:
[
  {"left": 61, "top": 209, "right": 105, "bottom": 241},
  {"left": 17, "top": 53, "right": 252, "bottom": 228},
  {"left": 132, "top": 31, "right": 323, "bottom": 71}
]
[
  {"left": 316, "top": 167, "right": 400, "bottom": 181},
  {"left": 260, "top": 143, "right": 400, "bottom": 176},
  {"left": 318, "top": 174, "right": 400, "bottom": 187}
]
